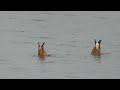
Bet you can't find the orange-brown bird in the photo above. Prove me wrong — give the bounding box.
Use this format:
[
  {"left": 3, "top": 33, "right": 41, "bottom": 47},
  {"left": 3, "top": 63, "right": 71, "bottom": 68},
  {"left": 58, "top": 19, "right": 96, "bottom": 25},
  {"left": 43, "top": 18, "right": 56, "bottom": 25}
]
[
  {"left": 91, "top": 39, "right": 102, "bottom": 56},
  {"left": 38, "top": 42, "right": 48, "bottom": 58}
]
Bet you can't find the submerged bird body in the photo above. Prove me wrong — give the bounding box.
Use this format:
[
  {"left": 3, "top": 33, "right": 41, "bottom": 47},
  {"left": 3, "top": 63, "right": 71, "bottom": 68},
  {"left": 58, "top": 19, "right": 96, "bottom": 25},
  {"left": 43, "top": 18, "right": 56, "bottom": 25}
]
[
  {"left": 91, "top": 39, "right": 102, "bottom": 56},
  {"left": 38, "top": 42, "right": 48, "bottom": 57}
]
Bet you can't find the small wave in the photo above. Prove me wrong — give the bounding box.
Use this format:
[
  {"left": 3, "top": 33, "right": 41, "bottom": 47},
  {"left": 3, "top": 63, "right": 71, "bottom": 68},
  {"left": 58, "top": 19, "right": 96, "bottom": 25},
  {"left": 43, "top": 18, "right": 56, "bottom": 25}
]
[
  {"left": 8, "top": 17, "right": 16, "bottom": 19},
  {"left": 103, "top": 52, "right": 111, "bottom": 55},
  {"left": 40, "top": 12, "right": 56, "bottom": 16},
  {"left": 12, "top": 41, "right": 33, "bottom": 45},
  {"left": 33, "top": 54, "right": 56, "bottom": 61},
  {"left": 44, "top": 61, "right": 55, "bottom": 63},
  {"left": 63, "top": 14, "right": 78, "bottom": 17},
  {"left": 0, "top": 59, "right": 8, "bottom": 61},
  {"left": 92, "top": 16, "right": 111, "bottom": 20},
  {"left": 32, "top": 19, "right": 45, "bottom": 22},
  {"left": 28, "top": 36, "right": 53, "bottom": 40}
]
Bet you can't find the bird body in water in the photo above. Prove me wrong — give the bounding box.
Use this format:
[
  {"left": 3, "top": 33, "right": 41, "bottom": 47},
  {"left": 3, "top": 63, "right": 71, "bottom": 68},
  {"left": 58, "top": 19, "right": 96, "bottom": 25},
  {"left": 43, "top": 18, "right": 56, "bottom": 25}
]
[
  {"left": 91, "top": 39, "right": 102, "bottom": 56},
  {"left": 38, "top": 42, "right": 48, "bottom": 58}
]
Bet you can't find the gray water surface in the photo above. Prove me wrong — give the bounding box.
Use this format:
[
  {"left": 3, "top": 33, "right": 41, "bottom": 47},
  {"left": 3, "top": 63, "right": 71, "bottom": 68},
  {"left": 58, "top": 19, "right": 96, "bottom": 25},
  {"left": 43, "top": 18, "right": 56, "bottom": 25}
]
[{"left": 0, "top": 11, "right": 120, "bottom": 79}]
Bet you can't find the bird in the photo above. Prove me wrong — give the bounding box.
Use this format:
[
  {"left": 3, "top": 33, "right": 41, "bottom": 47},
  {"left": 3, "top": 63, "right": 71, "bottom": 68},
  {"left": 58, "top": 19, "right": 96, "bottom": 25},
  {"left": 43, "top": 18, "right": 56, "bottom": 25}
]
[
  {"left": 38, "top": 42, "right": 48, "bottom": 58},
  {"left": 91, "top": 39, "right": 102, "bottom": 56}
]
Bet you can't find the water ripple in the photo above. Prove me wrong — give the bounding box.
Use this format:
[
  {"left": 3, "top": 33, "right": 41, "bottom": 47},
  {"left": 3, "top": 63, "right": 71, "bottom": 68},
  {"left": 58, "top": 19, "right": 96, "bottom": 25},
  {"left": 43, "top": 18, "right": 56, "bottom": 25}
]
[{"left": 32, "top": 19, "right": 45, "bottom": 22}]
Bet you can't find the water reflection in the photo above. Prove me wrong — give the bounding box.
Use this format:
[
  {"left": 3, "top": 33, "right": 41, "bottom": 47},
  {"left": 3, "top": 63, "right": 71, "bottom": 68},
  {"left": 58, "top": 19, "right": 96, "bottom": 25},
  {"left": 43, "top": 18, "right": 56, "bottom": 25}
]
[
  {"left": 92, "top": 55, "right": 102, "bottom": 63},
  {"left": 38, "top": 56, "right": 46, "bottom": 60}
]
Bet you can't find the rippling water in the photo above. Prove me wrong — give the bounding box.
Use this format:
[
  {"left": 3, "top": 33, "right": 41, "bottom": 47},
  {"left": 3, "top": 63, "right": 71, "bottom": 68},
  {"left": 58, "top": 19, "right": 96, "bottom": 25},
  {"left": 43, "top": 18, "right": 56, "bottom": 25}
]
[{"left": 0, "top": 11, "right": 120, "bottom": 79}]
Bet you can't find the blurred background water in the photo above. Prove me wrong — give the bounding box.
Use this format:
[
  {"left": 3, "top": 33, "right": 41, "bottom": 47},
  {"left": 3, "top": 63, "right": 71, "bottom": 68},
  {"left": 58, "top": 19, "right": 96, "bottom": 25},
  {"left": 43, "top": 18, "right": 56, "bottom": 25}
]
[{"left": 0, "top": 11, "right": 120, "bottom": 79}]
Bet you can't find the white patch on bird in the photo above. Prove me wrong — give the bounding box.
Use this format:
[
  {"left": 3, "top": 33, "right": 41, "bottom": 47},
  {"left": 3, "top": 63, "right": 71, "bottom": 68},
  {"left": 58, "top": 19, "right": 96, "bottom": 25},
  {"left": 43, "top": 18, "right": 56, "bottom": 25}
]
[{"left": 96, "top": 42, "right": 100, "bottom": 49}]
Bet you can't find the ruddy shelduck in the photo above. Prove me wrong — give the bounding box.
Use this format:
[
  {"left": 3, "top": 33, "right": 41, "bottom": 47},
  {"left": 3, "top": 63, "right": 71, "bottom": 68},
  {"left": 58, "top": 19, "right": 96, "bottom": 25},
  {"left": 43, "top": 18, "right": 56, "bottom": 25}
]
[
  {"left": 38, "top": 42, "right": 48, "bottom": 57},
  {"left": 91, "top": 39, "right": 102, "bottom": 56}
]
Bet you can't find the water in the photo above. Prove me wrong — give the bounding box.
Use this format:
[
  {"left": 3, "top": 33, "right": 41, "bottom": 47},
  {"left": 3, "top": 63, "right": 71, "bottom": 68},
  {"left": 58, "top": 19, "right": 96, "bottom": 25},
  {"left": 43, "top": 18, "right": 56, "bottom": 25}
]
[{"left": 0, "top": 11, "right": 120, "bottom": 79}]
